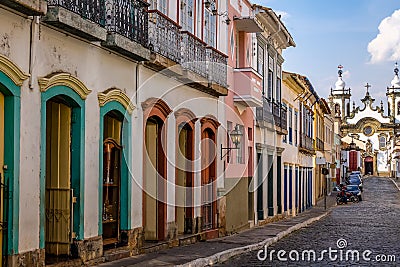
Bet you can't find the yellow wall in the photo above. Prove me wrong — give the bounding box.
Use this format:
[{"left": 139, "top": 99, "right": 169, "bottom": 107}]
[{"left": 225, "top": 177, "right": 249, "bottom": 233}]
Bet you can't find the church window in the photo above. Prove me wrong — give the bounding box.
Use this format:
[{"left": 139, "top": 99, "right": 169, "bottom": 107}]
[
  {"left": 379, "top": 136, "right": 386, "bottom": 149},
  {"left": 363, "top": 126, "right": 373, "bottom": 136},
  {"left": 397, "top": 101, "right": 400, "bottom": 115},
  {"left": 334, "top": 104, "right": 340, "bottom": 116}
]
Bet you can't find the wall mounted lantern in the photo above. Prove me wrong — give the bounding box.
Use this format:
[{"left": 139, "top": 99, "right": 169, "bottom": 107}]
[{"left": 221, "top": 124, "right": 243, "bottom": 160}]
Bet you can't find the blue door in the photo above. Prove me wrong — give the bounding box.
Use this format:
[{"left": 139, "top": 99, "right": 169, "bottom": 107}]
[
  {"left": 284, "top": 166, "right": 287, "bottom": 212},
  {"left": 295, "top": 167, "right": 298, "bottom": 211},
  {"left": 289, "top": 167, "right": 293, "bottom": 210}
]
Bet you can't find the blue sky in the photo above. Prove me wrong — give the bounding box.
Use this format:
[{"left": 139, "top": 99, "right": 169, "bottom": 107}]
[{"left": 253, "top": 0, "right": 400, "bottom": 106}]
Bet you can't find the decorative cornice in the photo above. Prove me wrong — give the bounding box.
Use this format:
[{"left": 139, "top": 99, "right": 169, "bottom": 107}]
[
  {"left": 98, "top": 88, "right": 135, "bottom": 114},
  {"left": 0, "top": 54, "right": 29, "bottom": 86},
  {"left": 174, "top": 108, "right": 197, "bottom": 121},
  {"left": 200, "top": 115, "right": 220, "bottom": 129},
  {"left": 141, "top": 97, "right": 172, "bottom": 116},
  {"left": 38, "top": 72, "right": 91, "bottom": 99}
]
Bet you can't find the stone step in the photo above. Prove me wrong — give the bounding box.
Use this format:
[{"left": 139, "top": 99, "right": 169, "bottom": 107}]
[{"left": 104, "top": 247, "right": 131, "bottom": 262}]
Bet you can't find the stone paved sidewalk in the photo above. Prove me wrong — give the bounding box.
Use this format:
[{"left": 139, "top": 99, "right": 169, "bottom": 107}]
[{"left": 97, "top": 195, "right": 336, "bottom": 267}]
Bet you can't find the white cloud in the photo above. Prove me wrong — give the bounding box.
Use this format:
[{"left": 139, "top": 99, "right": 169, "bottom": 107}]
[
  {"left": 275, "top": 10, "right": 290, "bottom": 25},
  {"left": 342, "top": 70, "right": 351, "bottom": 80},
  {"left": 368, "top": 9, "right": 400, "bottom": 64}
]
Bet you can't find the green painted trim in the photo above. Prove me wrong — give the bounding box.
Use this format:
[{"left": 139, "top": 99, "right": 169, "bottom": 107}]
[
  {"left": 39, "top": 85, "right": 85, "bottom": 249},
  {"left": 99, "top": 101, "right": 132, "bottom": 235},
  {"left": 0, "top": 71, "right": 21, "bottom": 255}
]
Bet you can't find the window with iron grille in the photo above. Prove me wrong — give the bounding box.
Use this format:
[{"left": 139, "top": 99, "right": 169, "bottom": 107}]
[
  {"left": 237, "top": 124, "right": 245, "bottom": 164},
  {"left": 257, "top": 45, "right": 264, "bottom": 76},
  {"left": 204, "top": 2, "right": 216, "bottom": 47},
  {"left": 267, "top": 56, "right": 274, "bottom": 100},
  {"left": 276, "top": 65, "right": 281, "bottom": 103},
  {"left": 180, "top": 0, "right": 194, "bottom": 32},
  {"left": 150, "top": 0, "right": 168, "bottom": 14}
]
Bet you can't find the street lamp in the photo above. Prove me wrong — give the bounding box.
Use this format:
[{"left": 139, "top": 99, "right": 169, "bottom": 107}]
[{"left": 221, "top": 124, "right": 243, "bottom": 160}]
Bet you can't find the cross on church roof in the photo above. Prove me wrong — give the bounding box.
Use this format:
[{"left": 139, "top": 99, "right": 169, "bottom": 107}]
[
  {"left": 338, "top": 65, "right": 343, "bottom": 77},
  {"left": 365, "top": 83, "right": 371, "bottom": 94},
  {"left": 395, "top": 62, "right": 399, "bottom": 76}
]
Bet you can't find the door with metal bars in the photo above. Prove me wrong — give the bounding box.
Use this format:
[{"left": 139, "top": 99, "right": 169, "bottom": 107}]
[{"left": 45, "top": 101, "right": 73, "bottom": 256}]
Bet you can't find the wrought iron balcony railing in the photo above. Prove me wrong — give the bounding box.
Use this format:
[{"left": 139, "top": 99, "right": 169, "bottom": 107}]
[
  {"left": 181, "top": 31, "right": 207, "bottom": 77},
  {"left": 256, "top": 100, "right": 273, "bottom": 127},
  {"left": 300, "top": 133, "right": 315, "bottom": 152},
  {"left": 281, "top": 105, "right": 288, "bottom": 131},
  {"left": 47, "top": 0, "right": 105, "bottom": 26},
  {"left": 148, "top": 10, "right": 181, "bottom": 63},
  {"left": 105, "top": 0, "right": 149, "bottom": 46},
  {"left": 316, "top": 137, "right": 324, "bottom": 151},
  {"left": 272, "top": 102, "right": 287, "bottom": 131},
  {"left": 206, "top": 47, "right": 228, "bottom": 88}
]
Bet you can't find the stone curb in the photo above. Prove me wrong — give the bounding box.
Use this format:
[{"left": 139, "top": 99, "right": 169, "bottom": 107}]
[
  {"left": 176, "top": 210, "right": 331, "bottom": 267},
  {"left": 390, "top": 178, "right": 400, "bottom": 191}
]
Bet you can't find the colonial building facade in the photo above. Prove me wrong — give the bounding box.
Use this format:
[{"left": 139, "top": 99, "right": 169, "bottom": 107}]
[
  {"left": 0, "top": 0, "right": 230, "bottom": 265},
  {"left": 0, "top": 0, "right": 341, "bottom": 266}
]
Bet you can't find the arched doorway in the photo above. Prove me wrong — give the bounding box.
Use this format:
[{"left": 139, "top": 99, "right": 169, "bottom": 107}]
[
  {"left": 98, "top": 89, "right": 134, "bottom": 247},
  {"left": 44, "top": 95, "right": 82, "bottom": 261},
  {"left": 102, "top": 111, "right": 123, "bottom": 246},
  {"left": 144, "top": 116, "right": 167, "bottom": 241},
  {"left": 39, "top": 75, "right": 88, "bottom": 263},
  {"left": 365, "top": 156, "right": 373, "bottom": 175},
  {"left": 0, "top": 55, "right": 28, "bottom": 265},
  {"left": 200, "top": 116, "right": 219, "bottom": 233},
  {"left": 142, "top": 98, "right": 171, "bottom": 241},
  {"left": 176, "top": 122, "right": 194, "bottom": 235}
]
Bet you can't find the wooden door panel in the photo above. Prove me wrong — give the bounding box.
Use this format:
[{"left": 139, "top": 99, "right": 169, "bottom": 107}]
[{"left": 45, "top": 102, "right": 72, "bottom": 255}]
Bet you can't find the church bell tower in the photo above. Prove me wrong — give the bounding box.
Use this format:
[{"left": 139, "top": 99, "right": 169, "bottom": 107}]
[
  {"left": 387, "top": 63, "right": 400, "bottom": 123},
  {"left": 330, "top": 65, "right": 351, "bottom": 120}
]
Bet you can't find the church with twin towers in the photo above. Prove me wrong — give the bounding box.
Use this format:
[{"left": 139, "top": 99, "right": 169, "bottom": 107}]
[{"left": 329, "top": 64, "right": 400, "bottom": 178}]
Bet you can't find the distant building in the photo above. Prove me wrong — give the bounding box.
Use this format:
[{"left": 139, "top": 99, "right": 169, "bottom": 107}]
[{"left": 330, "top": 65, "right": 400, "bottom": 178}]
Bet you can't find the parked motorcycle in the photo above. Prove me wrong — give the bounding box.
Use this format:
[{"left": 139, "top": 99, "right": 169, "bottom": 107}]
[{"left": 336, "top": 191, "right": 359, "bottom": 205}]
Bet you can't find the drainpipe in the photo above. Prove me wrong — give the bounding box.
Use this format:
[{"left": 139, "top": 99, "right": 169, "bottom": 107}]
[
  {"left": 135, "top": 61, "right": 145, "bottom": 105},
  {"left": 28, "top": 16, "right": 39, "bottom": 89}
]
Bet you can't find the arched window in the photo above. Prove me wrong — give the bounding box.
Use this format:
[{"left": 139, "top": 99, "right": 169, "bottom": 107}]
[
  {"left": 397, "top": 101, "right": 400, "bottom": 115},
  {"left": 379, "top": 136, "right": 386, "bottom": 149},
  {"left": 334, "top": 103, "right": 341, "bottom": 116}
]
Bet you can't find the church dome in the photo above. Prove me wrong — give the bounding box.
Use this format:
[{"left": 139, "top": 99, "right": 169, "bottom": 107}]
[
  {"left": 334, "top": 76, "right": 346, "bottom": 90},
  {"left": 391, "top": 74, "right": 400, "bottom": 88}
]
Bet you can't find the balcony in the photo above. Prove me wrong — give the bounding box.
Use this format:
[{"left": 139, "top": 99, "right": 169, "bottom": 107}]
[
  {"left": 233, "top": 68, "right": 263, "bottom": 107},
  {"left": 206, "top": 47, "right": 228, "bottom": 89},
  {"left": 299, "top": 133, "right": 315, "bottom": 154},
  {"left": 316, "top": 137, "right": 324, "bottom": 151},
  {"left": 146, "top": 13, "right": 228, "bottom": 95},
  {"left": 179, "top": 32, "right": 228, "bottom": 96},
  {"left": 102, "top": 0, "right": 150, "bottom": 60},
  {"left": 272, "top": 102, "right": 288, "bottom": 135},
  {"left": 147, "top": 9, "right": 181, "bottom": 70},
  {"left": 2, "top": 0, "right": 47, "bottom": 15},
  {"left": 256, "top": 100, "right": 273, "bottom": 128},
  {"left": 43, "top": 0, "right": 107, "bottom": 41},
  {"left": 181, "top": 31, "right": 207, "bottom": 78}
]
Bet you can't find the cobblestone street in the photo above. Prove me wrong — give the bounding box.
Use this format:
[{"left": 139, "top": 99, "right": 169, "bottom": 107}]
[{"left": 218, "top": 177, "right": 400, "bottom": 266}]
